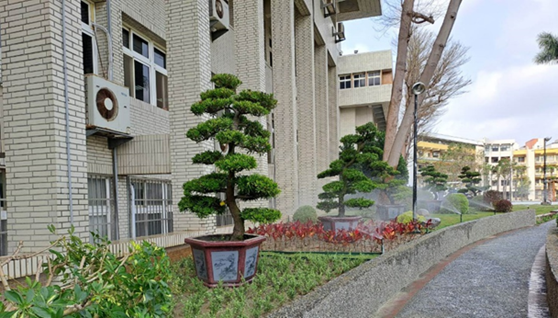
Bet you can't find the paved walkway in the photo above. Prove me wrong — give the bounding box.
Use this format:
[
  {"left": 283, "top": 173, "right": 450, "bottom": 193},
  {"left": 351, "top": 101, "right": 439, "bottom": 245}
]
[{"left": 380, "top": 221, "right": 554, "bottom": 318}]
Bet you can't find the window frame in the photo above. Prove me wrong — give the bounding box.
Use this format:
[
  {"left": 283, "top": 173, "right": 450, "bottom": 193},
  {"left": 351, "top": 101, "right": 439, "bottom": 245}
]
[
  {"left": 122, "top": 26, "right": 168, "bottom": 109},
  {"left": 353, "top": 73, "right": 366, "bottom": 88},
  {"left": 367, "top": 71, "right": 381, "bottom": 86},
  {"left": 130, "top": 179, "right": 173, "bottom": 238},
  {"left": 339, "top": 75, "right": 351, "bottom": 90},
  {"left": 81, "top": 0, "right": 98, "bottom": 75}
]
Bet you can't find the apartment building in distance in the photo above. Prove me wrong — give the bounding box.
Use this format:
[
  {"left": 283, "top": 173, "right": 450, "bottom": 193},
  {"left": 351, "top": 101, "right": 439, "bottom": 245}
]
[
  {"left": 337, "top": 50, "right": 393, "bottom": 137},
  {"left": 512, "top": 138, "right": 558, "bottom": 201},
  {"left": 0, "top": 0, "right": 385, "bottom": 263},
  {"left": 483, "top": 139, "right": 519, "bottom": 198}
]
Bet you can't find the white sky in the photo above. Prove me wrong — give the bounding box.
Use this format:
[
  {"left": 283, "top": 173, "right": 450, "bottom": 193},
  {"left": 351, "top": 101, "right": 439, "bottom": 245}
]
[{"left": 342, "top": 0, "right": 558, "bottom": 146}]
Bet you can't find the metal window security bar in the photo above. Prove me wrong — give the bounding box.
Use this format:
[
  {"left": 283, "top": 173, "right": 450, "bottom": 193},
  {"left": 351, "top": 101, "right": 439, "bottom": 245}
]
[
  {"left": 87, "top": 175, "right": 115, "bottom": 242},
  {"left": 131, "top": 179, "right": 173, "bottom": 238},
  {"left": 0, "top": 171, "right": 7, "bottom": 256}
]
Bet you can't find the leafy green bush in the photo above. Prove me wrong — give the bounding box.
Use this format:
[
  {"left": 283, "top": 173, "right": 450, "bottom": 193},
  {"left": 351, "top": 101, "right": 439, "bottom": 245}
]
[
  {"left": 180, "top": 74, "right": 281, "bottom": 240},
  {"left": 293, "top": 206, "right": 318, "bottom": 223},
  {"left": 494, "top": 199, "right": 513, "bottom": 212},
  {"left": 0, "top": 226, "right": 172, "bottom": 317},
  {"left": 441, "top": 193, "right": 469, "bottom": 214},
  {"left": 396, "top": 211, "right": 425, "bottom": 224}
]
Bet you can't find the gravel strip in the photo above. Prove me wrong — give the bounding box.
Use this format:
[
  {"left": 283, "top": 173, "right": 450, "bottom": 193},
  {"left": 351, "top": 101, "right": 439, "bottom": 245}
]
[{"left": 396, "top": 221, "right": 555, "bottom": 318}]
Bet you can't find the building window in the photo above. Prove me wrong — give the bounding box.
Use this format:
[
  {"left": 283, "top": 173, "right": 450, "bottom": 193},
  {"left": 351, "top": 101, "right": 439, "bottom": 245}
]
[
  {"left": 485, "top": 145, "right": 490, "bottom": 152},
  {"left": 353, "top": 73, "right": 365, "bottom": 88},
  {"left": 491, "top": 157, "right": 498, "bottom": 163},
  {"left": 81, "top": 1, "right": 97, "bottom": 75},
  {"left": 500, "top": 145, "right": 510, "bottom": 151},
  {"left": 122, "top": 28, "right": 169, "bottom": 110},
  {"left": 517, "top": 157, "right": 525, "bottom": 163},
  {"left": 339, "top": 75, "right": 351, "bottom": 89},
  {"left": 368, "top": 71, "right": 381, "bottom": 86},
  {"left": 432, "top": 151, "right": 439, "bottom": 158},
  {"left": 131, "top": 179, "right": 173, "bottom": 238},
  {"left": 491, "top": 146, "right": 499, "bottom": 152},
  {"left": 88, "top": 176, "right": 113, "bottom": 241}
]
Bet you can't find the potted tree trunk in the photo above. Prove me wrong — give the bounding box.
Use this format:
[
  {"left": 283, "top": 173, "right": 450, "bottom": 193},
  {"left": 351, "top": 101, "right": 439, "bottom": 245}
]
[
  {"left": 180, "top": 74, "right": 281, "bottom": 287},
  {"left": 419, "top": 165, "right": 448, "bottom": 213},
  {"left": 317, "top": 123, "right": 398, "bottom": 231}
]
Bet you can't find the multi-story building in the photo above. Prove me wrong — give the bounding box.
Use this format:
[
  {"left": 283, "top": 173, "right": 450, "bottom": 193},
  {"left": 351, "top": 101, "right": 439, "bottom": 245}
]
[
  {"left": 483, "top": 139, "right": 519, "bottom": 198},
  {"left": 337, "top": 50, "right": 393, "bottom": 137},
  {"left": 415, "top": 133, "right": 484, "bottom": 187},
  {"left": 513, "top": 138, "right": 558, "bottom": 201},
  {"left": 0, "top": 0, "right": 384, "bottom": 260}
]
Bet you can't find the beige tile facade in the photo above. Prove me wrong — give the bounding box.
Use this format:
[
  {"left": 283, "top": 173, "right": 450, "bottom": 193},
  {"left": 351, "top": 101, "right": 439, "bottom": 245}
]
[{"left": 0, "top": 0, "right": 383, "bottom": 254}]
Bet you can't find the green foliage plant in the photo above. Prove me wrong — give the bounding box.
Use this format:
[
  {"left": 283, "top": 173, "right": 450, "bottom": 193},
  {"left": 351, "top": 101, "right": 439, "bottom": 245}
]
[
  {"left": 494, "top": 199, "right": 513, "bottom": 212},
  {"left": 316, "top": 123, "right": 398, "bottom": 217},
  {"left": 397, "top": 211, "right": 426, "bottom": 224},
  {"left": 419, "top": 165, "right": 448, "bottom": 200},
  {"left": 0, "top": 226, "right": 172, "bottom": 317},
  {"left": 179, "top": 74, "right": 281, "bottom": 241},
  {"left": 458, "top": 166, "right": 482, "bottom": 196},
  {"left": 441, "top": 193, "right": 469, "bottom": 214},
  {"left": 293, "top": 206, "right": 318, "bottom": 223}
]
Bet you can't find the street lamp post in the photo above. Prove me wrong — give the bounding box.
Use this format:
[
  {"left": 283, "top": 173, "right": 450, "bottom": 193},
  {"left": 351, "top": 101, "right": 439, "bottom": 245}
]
[
  {"left": 543, "top": 136, "right": 552, "bottom": 205},
  {"left": 412, "top": 82, "right": 426, "bottom": 223}
]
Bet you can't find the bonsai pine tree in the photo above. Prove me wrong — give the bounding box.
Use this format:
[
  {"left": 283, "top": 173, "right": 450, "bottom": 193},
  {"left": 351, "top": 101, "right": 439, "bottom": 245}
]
[
  {"left": 420, "top": 165, "right": 448, "bottom": 200},
  {"left": 458, "top": 166, "right": 482, "bottom": 196},
  {"left": 179, "top": 74, "right": 281, "bottom": 241},
  {"left": 317, "top": 123, "right": 399, "bottom": 216}
]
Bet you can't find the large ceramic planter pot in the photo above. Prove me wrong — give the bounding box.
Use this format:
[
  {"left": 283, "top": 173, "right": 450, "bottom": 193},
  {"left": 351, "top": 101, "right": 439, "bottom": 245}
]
[
  {"left": 184, "top": 234, "right": 266, "bottom": 288},
  {"left": 376, "top": 204, "right": 406, "bottom": 221},
  {"left": 318, "top": 216, "right": 362, "bottom": 232}
]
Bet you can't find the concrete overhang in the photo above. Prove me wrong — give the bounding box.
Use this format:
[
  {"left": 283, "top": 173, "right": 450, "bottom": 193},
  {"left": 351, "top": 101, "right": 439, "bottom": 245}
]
[{"left": 336, "top": 0, "right": 382, "bottom": 22}]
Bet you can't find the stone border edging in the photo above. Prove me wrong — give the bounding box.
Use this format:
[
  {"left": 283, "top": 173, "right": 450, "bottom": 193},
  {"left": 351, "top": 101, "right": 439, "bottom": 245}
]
[
  {"left": 545, "top": 226, "right": 558, "bottom": 318},
  {"left": 267, "top": 209, "right": 535, "bottom": 318}
]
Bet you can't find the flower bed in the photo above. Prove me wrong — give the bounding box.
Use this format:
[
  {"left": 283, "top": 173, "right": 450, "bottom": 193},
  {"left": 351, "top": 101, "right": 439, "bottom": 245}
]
[{"left": 247, "top": 220, "right": 433, "bottom": 254}]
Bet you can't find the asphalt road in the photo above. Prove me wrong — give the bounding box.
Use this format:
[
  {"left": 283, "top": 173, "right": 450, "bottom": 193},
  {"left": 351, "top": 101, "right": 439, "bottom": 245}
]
[{"left": 396, "top": 221, "right": 554, "bottom": 318}]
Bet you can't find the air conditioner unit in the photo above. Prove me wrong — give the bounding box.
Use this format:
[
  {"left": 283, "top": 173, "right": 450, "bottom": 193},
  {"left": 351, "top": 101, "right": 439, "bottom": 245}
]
[
  {"left": 85, "top": 75, "right": 131, "bottom": 134},
  {"left": 322, "top": 0, "right": 336, "bottom": 17},
  {"left": 334, "top": 22, "right": 346, "bottom": 43},
  {"left": 209, "top": 0, "right": 229, "bottom": 32}
]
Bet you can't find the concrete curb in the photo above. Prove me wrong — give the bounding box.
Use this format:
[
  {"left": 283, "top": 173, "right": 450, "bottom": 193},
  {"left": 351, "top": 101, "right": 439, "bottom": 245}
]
[
  {"left": 545, "top": 227, "right": 558, "bottom": 318},
  {"left": 267, "top": 210, "right": 536, "bottom": 318}
]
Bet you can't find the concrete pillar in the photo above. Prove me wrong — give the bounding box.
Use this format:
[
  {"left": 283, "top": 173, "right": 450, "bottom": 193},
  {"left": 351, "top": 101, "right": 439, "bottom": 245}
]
[
  {"left": 328, "top": 64, "right": 339, "bottom": 162},
  {"left": 314, "top": 44, "right": 329, "bottom": 174},
  {"left": 167, "top": 0, "right": 215, "bottom": 233},
  {"left": 271, "top": 0, "right": 298, "bottom": 216},
  {"left": 234, "top": 0, "right": 270, "bottom": 207},
  {"left": 294, "top": 10, "right": 316, "bottom": 207},
  {"left": 0, "top": 0, "right": 89, "bottom": 252}
]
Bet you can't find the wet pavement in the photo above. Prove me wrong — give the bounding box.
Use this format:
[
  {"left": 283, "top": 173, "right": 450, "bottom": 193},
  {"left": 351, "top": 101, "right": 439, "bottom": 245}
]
[{"left": 391, "top": 221, "right": 554, "bottom": 318}]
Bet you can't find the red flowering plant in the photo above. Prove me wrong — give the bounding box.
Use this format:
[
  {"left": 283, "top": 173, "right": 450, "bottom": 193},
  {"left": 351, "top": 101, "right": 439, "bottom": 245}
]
[{"left": 247, "top": 219, "right": 428, "bottom": 253}]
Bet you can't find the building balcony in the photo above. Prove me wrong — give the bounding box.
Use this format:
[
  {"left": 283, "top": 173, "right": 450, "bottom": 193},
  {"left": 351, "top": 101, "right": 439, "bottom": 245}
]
[
  {"left": 339, "top": 84, "right": 391, "bottom": 108},
  {"left": 336, "top": 0, "right": 382, "bottom": 21}
]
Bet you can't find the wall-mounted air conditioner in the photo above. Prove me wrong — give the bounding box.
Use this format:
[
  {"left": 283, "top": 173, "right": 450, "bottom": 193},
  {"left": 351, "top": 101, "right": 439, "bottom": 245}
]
[
  {"left": 209, "top": 0, "right": 230, "bottom": 32},
  {"left": 322, "top": 0, "right": 336, "bottom": 17},
  {"left": 85, "top": 75, "right": 131, "bottom": 134},
  {"left": 334, "top": 22, "right": 346, "bottom": 43}
]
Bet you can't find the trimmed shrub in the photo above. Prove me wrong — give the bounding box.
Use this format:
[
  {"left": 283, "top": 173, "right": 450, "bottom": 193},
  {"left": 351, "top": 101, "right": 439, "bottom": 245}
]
[
  {"left": 396, "top": 211, "right": 425, "bottom": 224},
  {"left": 494, "top": 199, "right": 513, "bottom": 212},
  {"left": 483, "top": 190, "right": 502, "bottom": 205},
  {"left": 441, "top": 193, "right": 469, "bottom": 214},
  {"left": 293, "top": 205, "right": 318, "bottom": 223}
]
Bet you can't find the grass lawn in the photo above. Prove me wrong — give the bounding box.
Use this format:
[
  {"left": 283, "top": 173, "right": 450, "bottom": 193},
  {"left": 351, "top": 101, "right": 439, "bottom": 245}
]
[
  {"left": 171, "top": 252, "right": 373, "bottom": 318},
  {"left": 512, "top": 204, "right": 556, "bottom": 215},
  {"left": 430, "top": 210, "right": 495, "bottom": 229}
]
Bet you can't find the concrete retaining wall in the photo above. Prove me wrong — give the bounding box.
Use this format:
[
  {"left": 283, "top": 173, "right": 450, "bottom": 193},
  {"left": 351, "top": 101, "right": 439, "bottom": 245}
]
[
  {"left": 268, "top": 210, "right": 535, "bottom": 318},
  {"left": 546, "top": 226, "right": 558, "bottom": 318}
]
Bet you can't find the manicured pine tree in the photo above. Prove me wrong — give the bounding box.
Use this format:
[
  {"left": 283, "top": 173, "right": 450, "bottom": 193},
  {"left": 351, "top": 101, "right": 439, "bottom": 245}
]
[
  {"left": 419, "top": 165, "right": 448, "bottom": 200},
  {"left": 458, "top": 166, "right": 482, "bottom": 196},
  {"left": 179, "top": 74, "right": 281, "bottom": 241},
  {"left": 316, "top": 123, "right": 399, "bottom": 216}
]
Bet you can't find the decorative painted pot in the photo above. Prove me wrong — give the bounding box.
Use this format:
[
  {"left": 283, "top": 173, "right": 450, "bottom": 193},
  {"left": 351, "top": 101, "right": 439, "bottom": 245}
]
[
  {"left": 184, "top": 234, "right": 266, "bottom": 287},
  {"left": 318, "top": 216, "right": 362, "bottom": 232},
  {"left": 376, "top": 204, "right": 406, "bottom": 221}
]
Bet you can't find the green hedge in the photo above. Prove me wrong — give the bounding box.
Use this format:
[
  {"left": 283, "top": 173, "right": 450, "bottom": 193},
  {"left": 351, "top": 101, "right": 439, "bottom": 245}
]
[
  {"left": 441, "top": 193, "right": 469, "bottom": 214},
  {"left": 293, "top": 206, "right": 318, "bottom": 223}
]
